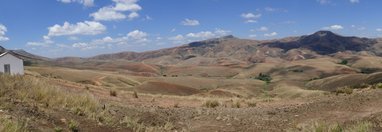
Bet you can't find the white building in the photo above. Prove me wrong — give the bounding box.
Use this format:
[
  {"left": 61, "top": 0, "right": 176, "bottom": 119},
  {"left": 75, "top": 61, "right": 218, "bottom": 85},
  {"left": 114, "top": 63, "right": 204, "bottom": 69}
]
[{"left": 0, "top": 52, "right": 24, "bottom": 75}]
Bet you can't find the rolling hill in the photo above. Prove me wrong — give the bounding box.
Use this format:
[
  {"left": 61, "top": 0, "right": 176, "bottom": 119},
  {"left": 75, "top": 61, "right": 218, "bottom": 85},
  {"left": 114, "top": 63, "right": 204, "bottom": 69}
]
[{"left": 53, "top": 30, "right": 380, "bottom": 66}]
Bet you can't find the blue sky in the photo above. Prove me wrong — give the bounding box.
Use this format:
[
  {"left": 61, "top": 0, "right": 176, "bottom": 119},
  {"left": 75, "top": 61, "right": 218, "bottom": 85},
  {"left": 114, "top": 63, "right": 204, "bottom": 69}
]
[{"left": 0, "top": 0, "right": 382, "bottom": 57}]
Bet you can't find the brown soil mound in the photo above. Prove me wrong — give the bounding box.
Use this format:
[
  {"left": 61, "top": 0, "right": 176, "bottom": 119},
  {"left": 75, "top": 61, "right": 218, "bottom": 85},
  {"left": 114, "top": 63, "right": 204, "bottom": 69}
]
[
  {"left": 306, "top": 72, "right": 382, "bottom": 91},
  {"left": 134, "top": 81, "right": 201, "bottom": 96},
  {"left": 208, "top": 89, "right": 238, "bottom": 97}
]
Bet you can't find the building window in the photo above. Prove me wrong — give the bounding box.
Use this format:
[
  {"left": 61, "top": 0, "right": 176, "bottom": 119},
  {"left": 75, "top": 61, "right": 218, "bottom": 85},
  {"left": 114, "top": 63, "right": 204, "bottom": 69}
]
[{"left": 4, "top": 64, "right": 10, "bottom": 74}]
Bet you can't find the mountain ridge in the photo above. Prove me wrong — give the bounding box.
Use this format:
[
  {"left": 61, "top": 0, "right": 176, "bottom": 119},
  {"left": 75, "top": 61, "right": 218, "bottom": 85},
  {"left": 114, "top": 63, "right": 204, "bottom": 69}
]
[
  {"left": 80, "top": 31, "right": 380, "bottom": 65},
  {"left": 3, "top": 30, "right": 381, "bottom": 66}
]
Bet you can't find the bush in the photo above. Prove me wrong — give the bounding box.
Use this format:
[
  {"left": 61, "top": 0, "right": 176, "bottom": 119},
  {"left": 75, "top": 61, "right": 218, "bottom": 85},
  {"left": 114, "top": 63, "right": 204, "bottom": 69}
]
[
  {"left": 110, "top": 90, "right": 117, "bottom": 97},
  {"left": 68, "top": 120, "right": 79, "bottom": 132},
  {"left": 335, "top": 87, "right": 353, "bottom": 95},
  {"left": 54, "top": 127, "right": 63, "bottom": 132},
  {"left": 348, "top": 121, "right": 372, "bottom": 132},
  {"left": 339, "top": 60, "right": 348, "bottom": 65},
  {"left": 316, "top": 123, "right": 343, "bottom": 132},
  {"left": 376, "top": 83, "right": 382, "bottom": 89},
  {"left": 291, "top": 69, "right": 304, "bottom": 73},
  {"left": 247, "top": 102, "right": 257, "bottom": 107},
  {"left": 255, "top": 73, "right": 272, "bottom": 84},
  {"left": 232, "top": 101, "right": 241, "bottom": 108},
  {"left": 203, "top": 100, "right": 220, "bottom": 108},
  {"left": 360, "top": 68, "right": 379, "bottom": 74},
  {"left": 0, "top": 117, "right": 27, "bottom": 132},
  {"left": 350, "top": 83, "right": 369, "bottom": 89},
  {"left": 133, "top": 91, "right": 138, "bottom": 98},
  {"left": 23, "top": 60, "right": 34, "bottom": 66}
]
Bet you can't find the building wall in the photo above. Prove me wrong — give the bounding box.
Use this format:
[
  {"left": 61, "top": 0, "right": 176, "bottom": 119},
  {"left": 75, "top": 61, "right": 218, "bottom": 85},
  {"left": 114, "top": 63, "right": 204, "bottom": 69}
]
[{"left": 0, "top": 54, "right": 24, "bottom": 75}]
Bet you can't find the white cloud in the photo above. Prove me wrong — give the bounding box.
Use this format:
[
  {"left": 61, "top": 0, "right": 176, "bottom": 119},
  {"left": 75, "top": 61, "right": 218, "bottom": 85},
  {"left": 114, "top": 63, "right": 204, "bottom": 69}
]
[
  {"left": 144, "top": 15, "right": 153, "bottom": 21},
  {"left": 322, "top": 24, "right": 344, "bottom": 30},
  {"left": 214, "top": 29, "right": 231, "bottom": 36},
  {"left": 245, "top": 20, "right": 257, "bottom": 23},
  {"left": 264, "top": 7, "right": 288, "bottom": 12},
  {"left": 167, "top": 29, "right": 230, "bottom": 44},
  {"left": 90, "top": 7, "right": 127, "bottom": 21},
  {"left": 317, "top": 0, "right": 331, "bottom": 4},
  {"left": 264, "top": 32, "right": 278, "bottom": 37},
  {"left": 68, "top": 36, "right": 79, "bottom": 41},
  {"left": 181, "top": 19, "right": 200, "bottom": 26},
  {"left": 127, "top": 30, "right": 147, "bottom": 40},
  {"left": 186, "top": 31, "right": 215, "bottom": 38},
  {"left": 350, "top": 0, "right": 360, "bottom": 3},
  {"left": 241, "top": 13, "right": 261, "bottom": 23},
  {"left": 128, "top": 12, "right": 139, "bottom": 20},
  {"left": 377, "top": 28, "right": 382, "bottom": 32},
  {"left": 113, "top": 0, "right": 142, "bottom": 12},
  {"left": 251, "top": 26, "right": 269, "bottom": 32},
  {"left": 72, "top": 42, "right": 96, "bottom": 50},
  {"left": 0, "top": 24, "right": 9, "bottom": 41},
  {"left": 241, "top": 13, "right": 261, "bottom": 19},
  {"left": 26, "top": 42, "right": 50, "bottom": 47},
  {"left": 47, "top": 21, "right": 106, "bottom": 37},
  {"left": 258, "top": 26, "right": 269, "bottom": 32},
  {"left": 90, "top": 0, "right": 142, "bottom": 21},
  {"left": 57, "top": 0, "right": 94, "bottom": 7},
  {"left": 26, "top": 35, "right": 55, "bottom": 47},
  {"left": 168, "top": 35, "right": 184, "bottom": 41}
]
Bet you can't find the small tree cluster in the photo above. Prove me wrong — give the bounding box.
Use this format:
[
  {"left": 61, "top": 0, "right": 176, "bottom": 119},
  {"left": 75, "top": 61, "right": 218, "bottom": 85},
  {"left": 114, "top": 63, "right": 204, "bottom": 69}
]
[
  {"left": 255, "top": 73, "right": 272, "bottom": 84},
  {"left": 339, "top": 59, "right": 348, "bottom": 65}
]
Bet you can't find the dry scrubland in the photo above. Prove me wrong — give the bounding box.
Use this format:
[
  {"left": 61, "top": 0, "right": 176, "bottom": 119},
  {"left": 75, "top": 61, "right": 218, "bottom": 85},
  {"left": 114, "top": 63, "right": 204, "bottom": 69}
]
[
  {"left": 1, "top": 63, "right": 382, "bottom": 131},
  {"left": 3, "top": 31, "right": 382, "bottom": 131}
]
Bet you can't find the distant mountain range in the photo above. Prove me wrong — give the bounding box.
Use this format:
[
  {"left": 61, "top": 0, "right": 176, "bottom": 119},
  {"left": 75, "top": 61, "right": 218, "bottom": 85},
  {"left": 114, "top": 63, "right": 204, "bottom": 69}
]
[
  {"left": 2, "top": 30, "right": 382, "bottom": 66},
  {"left": 80, "top": 30, "right": 382, "bottom": 65},
  {"left": 0, "top": 46, "right": 50, "bottom": 61}
]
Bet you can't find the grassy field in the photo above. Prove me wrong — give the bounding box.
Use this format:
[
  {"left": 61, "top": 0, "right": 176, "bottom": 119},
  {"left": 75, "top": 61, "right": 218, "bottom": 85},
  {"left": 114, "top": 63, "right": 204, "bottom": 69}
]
[{"left": 2, "top": 65, "right": 382, "bottom": 131}]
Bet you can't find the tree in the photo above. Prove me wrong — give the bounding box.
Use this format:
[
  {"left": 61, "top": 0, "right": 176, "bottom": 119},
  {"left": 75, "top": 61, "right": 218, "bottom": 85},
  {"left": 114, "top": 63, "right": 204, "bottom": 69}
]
[{"left": 255, "top": 73, "right": 272, "bottom": 84}]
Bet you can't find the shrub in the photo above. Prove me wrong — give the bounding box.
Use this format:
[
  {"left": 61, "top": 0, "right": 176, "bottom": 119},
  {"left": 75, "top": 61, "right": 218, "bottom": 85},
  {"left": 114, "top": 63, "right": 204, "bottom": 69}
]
[
  {"left": 203, "top": 100, "right": 220, "bottom": 108},
  {"left": 291, "top": 69, "right": 304, "bottom": 73},
  {"left": 68, "top": 120, "right": 79, "bottom": 132},
  {"left": 232, "top": 101, "right": 241, "bottom": 108},
  {"left": 360, "top": 68, "right": 379, "bottom": 74},
  {"left": 339, "top": 60, "right": 348, "bottom": 65},
  {"left": 23, "top": 60, "right": 34, "bottom": 66},
  {"left": 375, "top": 83, "right": 382, "bottom": 89},
  {"left": 247, "top": 102, "right": 257, "bottom": 107},
  {"left": 255, "top": 73, "right": 272, "bottom": 84},
  {"left": 348, "top": 121, "right": 372, "bottom": 132},
  {"left": 110, "top": 90, "right": 117, "bottom": 97},
  {"left": 133, "top": 91, "right": 139, "bottom": 98},
  {"left": 335, "top": 87, "right": 353, "bottom": 95},
  {"left": 350, "top": 83, "right": 369, "bottom": 89},
  {"left": 308, "top": 122, "right": 343, "bottom": 132},
  {"left": 0, "top": 117, "right": 27, "bottom": 132},
  {"left": 173, "top": 103, "right": 179, "bottom": 108},
  {"left": 54, "top": 127, "right": 63, "bottom": 132}
]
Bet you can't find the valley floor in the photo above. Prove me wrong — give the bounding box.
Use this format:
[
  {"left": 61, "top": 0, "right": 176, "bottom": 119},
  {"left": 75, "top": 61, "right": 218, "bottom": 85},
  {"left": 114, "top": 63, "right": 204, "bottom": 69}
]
[{"left": 1, "top": 66, "right": 382, "bottom": 131}]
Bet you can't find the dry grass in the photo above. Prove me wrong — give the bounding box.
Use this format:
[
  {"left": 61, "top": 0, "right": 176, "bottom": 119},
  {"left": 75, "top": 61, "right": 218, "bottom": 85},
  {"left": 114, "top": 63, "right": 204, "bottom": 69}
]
[
  {"left": 121, "top": 116, "right": 175, "bottom": 132},
  {"left": 295, "top": 121, "right": 373, "bottom": 132},
  {"left": 335, "top": 87, "right": 353, "bottom": 95},
  {"left": 0, "top": 115, "right": 27, "bottom": 132},
  {"left": 0, "top": 75, "right": 182, "bottom": 131},
  {"left": 203, "top": 100, "right": 220, "bottom": 108},
  {"left": 0, "top": 75, "right": 101, "bottom": 128}
]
